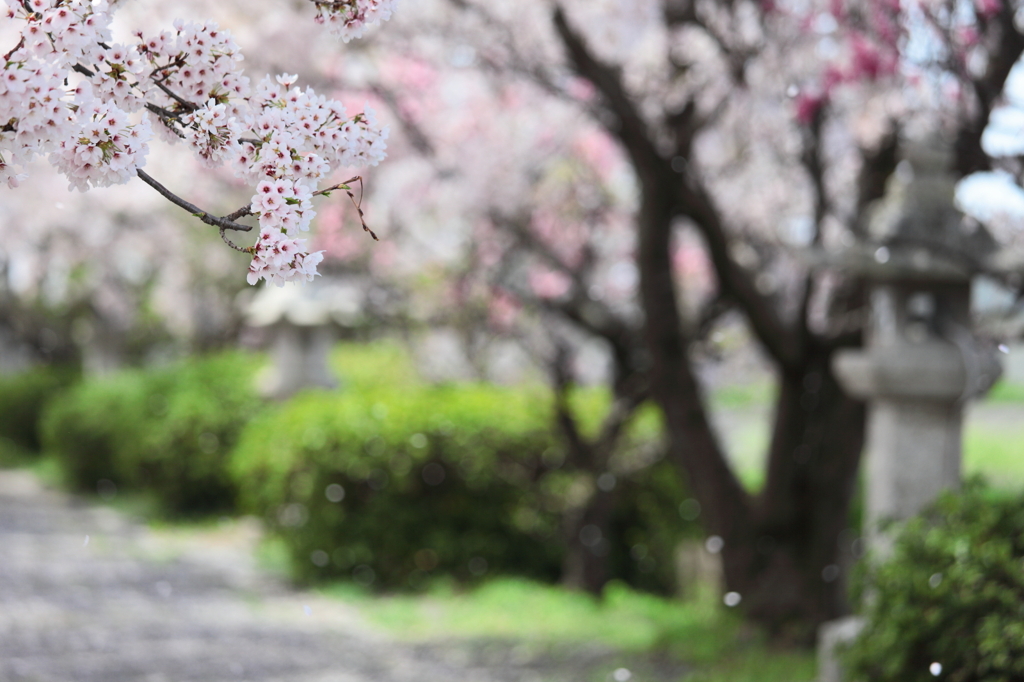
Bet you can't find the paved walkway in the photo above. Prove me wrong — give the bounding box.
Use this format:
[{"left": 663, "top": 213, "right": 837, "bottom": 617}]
[{"left": 0, "top": 470, "right": 678, "bottom": 682}]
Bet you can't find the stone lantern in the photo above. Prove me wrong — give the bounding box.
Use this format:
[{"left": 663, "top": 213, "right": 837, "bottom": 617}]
[
  {"left": 817, "top": 135, "right": 1002, "bottom": 682},
  {"left": 243, "top": 278, "right": 363, "bottom": 399},
  {"left": 830, "top": 137, "right": 1001, "bottom": 550}
]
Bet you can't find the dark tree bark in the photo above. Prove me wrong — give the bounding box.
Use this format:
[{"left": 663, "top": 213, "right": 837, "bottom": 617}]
[
  {"left": 545, "top": 0, "right": 1024, "bottom": 639},
  {"left": 561, "top": 486, "right": 616, "bottom": 593},
  {"left": 549, "top": 340, "right": 648, "bottom": 595},
  {"left": 435, "top": 0, "right": 1024, "bottom": 641},
  {"left": 740, "top": 350, "right": 865, "bottom": 640},
  {"left": 635, "top": 162, "right": 866, "bottom": 641}
]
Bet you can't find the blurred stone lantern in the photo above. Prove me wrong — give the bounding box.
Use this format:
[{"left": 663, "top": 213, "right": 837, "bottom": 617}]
[
  {"left": 816, "top": 134, "right": 1003, "bottom": 682},
  {"left": 830, "top": 137, "right": 1002, "bottom": 548},
  {"left": 243, "top": 277, "right": 363, "bottom": 399}
]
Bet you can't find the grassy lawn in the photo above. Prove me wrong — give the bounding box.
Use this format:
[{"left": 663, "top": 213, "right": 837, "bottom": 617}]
[
  {"left": 964, "top": 403, "right": 1024, "bottom": 491},
  {"left": 707, "top": 379, "right": 1024, "bottom": 495},
  {"left": 317, "top": 577, "right": 816, "bottom": 682}
]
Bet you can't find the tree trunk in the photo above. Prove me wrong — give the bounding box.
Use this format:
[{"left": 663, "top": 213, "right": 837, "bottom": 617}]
[
  {"left": 727, "top": 350, "right": 865, "bottom": 643},
  {"left": 637, "top": 175, "right": 865, "bottom": 642},
  {"left": 561, "top": 487, "right": 615, "bottom": 594}
]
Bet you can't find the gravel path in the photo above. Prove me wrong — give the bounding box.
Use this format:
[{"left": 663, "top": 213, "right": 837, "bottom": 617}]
[{"left": 0, "top": 470, "right": 683, "bottom": 682}]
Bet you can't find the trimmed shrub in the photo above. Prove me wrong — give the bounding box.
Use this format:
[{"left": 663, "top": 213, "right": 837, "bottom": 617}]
[
  {"left": 608, "top": 458, "right": 696, "bottom": 595},
  {"left": 40, "top": 370, "right": 153, "bottom": 490},
  {"left": 41, "top": 352, "right": 262, "bottom": 514},
  {"left": 843, "top": 479, "right": 1024, "bottom": 682},
  {"left": 231, "top": 382, "right": 693, "bottom": 592},
  {"left": 0, "top": 364, "right": 79, "bottom": 459},
  {"left": 231, "top": 384, "right": 565, "bottom": 587}
]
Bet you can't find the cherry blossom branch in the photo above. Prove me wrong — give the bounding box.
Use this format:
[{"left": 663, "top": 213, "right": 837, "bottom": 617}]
[
  {"left": 71, "top": 59, "right": 195, "bottom": 121},
  {"left": 549, "top": 342, "right": 650, "bottom": 473},
  {"left": 311, "top": 1, "right": 358, "bottom": 8},
  {"left": 3, "top": 36, "right": 25, "bottom": 62},
  {"left": 689, "top": 4, "right": 759, "bottom": 83},
  {"left": 150, "top": 79, "right": 200, "bottom": 113},
  {"left": 316, "top": 176, "right": 378, "bottom": 241},
  {"left": 490, "top": 210, "right": 583, "bottom": 291},
  {"left": 489, "top": 212, "right": 643, "bottom": 376},
  {"left": 551, "top": 5, "right": 661, "bottom": 171},
  {"left": 135, "top": 169, "right": 255, "bottom": 234},
  {"left": 799, "top": 114, "right": 828, "bottom": 248},
  {"left": 796, "top": 109, "right": 829, "bottom": 346},
  {"left": 218, "top": 226, "right": 252, "bottom": 253},
  {"left": 4, "top": 0, "right": 392, "bottom": 284}
]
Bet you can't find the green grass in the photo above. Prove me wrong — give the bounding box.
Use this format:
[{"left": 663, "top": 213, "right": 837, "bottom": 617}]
[
  {"left": 982, "top": 379, "right": 1024, "bottom": 403},
  {"left": 709, "top": 382, "right": 774, "bottom": 410},
  {"left": 23, "top": 455, "right": 65, "bottom": 489},
  {"left": 319, "top": 578, "right": 815, "bottom": 682},
  {"left": 255, "top": 534, "right": 292, "bottom": 578},
  {"left": 969, "top": 381, "right": 1024, "bottom": 491},
  {"left": 963, "top": 381, "right": 1024, "bottom": 489},
  {"left": 703, "top": 379, "right": 1024, "bottom": 494},
  {"left": 963, "top": 414, "right": 1024, "bottom": 491},
  {"left": 0, "top": 438, "right": 35, "bottom": 468},
  {"left": 330, "top": 341, "right": 422, "bottom": 391},
  {"left": 678, "top": 652, "right": 815, "bottom": 682}
]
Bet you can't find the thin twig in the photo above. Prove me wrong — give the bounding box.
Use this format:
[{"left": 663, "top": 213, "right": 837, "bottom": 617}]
[
  {"left": 135, "top": 169, "right": 254, "bottom": 234},
  {"left": 219, "top": 226, "right": 252, "bottom": 253},
  {"left": 4, "top": 36, "right": 25, "bottom": 62},
  {"left": 149, "top": 60, "right": 185, "bottom": 84},
  {"left": 72, "top": 63, "right": 96, "bottom": 78},
  {"left": 317, "top": 176, "right": 378, "bottom": 240},
  {"left": 222, "top": 204, "right": 254, "bottom": 222},
  {"left": 144, "top": 102, "right": 179, "bottom": 119},
  {"left": 151, "top": 79, "right": 199, "bottom": 112}
]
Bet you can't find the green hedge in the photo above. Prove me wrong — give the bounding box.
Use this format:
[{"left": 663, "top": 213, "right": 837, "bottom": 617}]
[
  {"left": 231, "top": 383, "right": 690, "bottom": 591},
  {"left": 0, "top": 364, "right": 79, "bottom": 460},
  {"left": 231, "top": 385, "right": 564, "bottom": 587},
  {"left": 608, "top": 458, "right": 695, "bottom": 594},
  {"left": 41, "top": 352, "right": 262, "bottom": 515},
  {"left": 844, "top": 480, "right": 1024, "bottom": 681}
]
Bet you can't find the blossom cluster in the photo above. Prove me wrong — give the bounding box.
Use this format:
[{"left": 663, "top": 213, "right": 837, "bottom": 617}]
[
  {"left": 313, "top": 0, "right": 396, "bottom": 42},
  {"left": 2, "top": 0, "right": 107, "bottom": 187},
  {"left": 237, "top": 74, "right": 389, "bottom": 285},
  {"left": 50, "top": 93, "right": 152, "bottom": 191},
  {"left": 134, "top": 19, "right": 249, "bottom": 125},
  {"left": 0, "top": 50, "right": 70, "bottom": 188},
  {"left": 2, "top": 0, "right": 394, "bottom": 286}
]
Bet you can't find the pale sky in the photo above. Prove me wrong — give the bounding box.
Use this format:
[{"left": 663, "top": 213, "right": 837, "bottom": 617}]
[{"left": 956, "top": 58, "right": 1024, "bottom": 222}]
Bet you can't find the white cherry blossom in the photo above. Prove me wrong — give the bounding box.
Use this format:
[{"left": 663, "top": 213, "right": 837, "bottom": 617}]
[{"left": 1, "top": 0, "right": 395, "bottom": 285}]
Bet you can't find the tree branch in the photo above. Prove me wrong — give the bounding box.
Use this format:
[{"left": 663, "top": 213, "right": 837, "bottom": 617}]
[
  {"left": 491, "top": 210, "right": 640, "bottom": 358},
  {"left": 371, "top": 84, "right": 436, "bottom": 157},
  {"left": 550, "top": 2, "right": 802, "bottom": 369},
  {"left": 854, "top": 124, "right": 899, "bottom": 232},
  {"left": 795, "top": 104, "right": 830, "bottom": 352},
  {"left": 955, "top": 2, "right": 1024, "bottom": 176},
  {"left": 676, "top": 176, "right": 805, "bottom": 370},
  {"left": 135, "top": 169, "right": 255, "bottom": 235},
  {"left": 551, "top": 5, "right": 663, "bottom": 174},
  {"left": 549, "top": 343, "right": 592, "bottom": 470}
]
